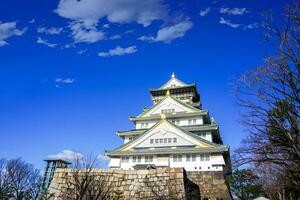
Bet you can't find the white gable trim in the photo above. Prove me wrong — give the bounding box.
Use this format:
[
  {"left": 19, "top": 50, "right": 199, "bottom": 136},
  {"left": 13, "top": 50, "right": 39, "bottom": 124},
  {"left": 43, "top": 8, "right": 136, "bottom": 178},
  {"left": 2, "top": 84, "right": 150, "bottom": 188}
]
[{"left": 139, "top": 96, "right": 198, "bottom": 117}]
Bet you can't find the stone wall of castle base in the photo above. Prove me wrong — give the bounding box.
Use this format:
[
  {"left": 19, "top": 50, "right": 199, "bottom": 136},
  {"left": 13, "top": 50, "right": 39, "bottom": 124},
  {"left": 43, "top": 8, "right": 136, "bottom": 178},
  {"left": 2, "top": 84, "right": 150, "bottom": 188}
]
[{"left": 48, "top": 168, "right": 231, "bottom": 200}]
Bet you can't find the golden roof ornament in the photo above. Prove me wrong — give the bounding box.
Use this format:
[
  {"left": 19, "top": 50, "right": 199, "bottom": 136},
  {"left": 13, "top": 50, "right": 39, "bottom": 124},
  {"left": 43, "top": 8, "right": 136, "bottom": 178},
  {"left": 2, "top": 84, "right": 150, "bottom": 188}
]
[
  {"left": 160, "top": 113, "right": 166, "bottom": 120},
  {"left": 171, "top": 72, "right": 175, "bottom": 79},
  {"left": 166, "top": 89, "right": 170, "bottom": 96}
]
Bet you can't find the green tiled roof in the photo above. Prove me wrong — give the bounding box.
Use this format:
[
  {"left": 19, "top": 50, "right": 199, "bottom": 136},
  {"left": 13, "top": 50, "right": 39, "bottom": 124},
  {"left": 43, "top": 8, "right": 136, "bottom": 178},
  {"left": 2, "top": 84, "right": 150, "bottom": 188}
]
[
  {"left": 106, "top": 145, "right": 229, "bottom": 156},
  {"left": 149, "top": 84, "right": 196, "bottom": 92},
  {"left": 117, "top": 124, "right": 219, "bottom": 137}
]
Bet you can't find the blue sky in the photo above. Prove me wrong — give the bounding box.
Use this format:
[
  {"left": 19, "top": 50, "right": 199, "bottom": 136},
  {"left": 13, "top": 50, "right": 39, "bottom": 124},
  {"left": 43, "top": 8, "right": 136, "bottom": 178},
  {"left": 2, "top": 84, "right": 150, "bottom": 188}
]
[{"left": 0, "top": 0, "right": 289, "bottom": 169}]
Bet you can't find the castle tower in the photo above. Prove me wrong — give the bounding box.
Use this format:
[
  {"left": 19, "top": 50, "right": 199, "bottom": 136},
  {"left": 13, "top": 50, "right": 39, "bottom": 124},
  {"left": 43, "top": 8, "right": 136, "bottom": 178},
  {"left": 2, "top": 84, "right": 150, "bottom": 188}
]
[
  {"left": 106, "top": 74, "right": 231, "bottom": 173},
  {"left": 39, "top": 159, "right": 71, "bottom": 198}
]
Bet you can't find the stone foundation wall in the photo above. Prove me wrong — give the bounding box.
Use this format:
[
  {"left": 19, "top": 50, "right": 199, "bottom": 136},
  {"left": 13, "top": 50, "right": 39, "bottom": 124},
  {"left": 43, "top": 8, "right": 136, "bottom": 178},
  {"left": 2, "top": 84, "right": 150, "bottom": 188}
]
[
  {"left": 48, "top": 168, "right": 231, "bottom": 200},
  {"left": 186, "top": 171, "right": 232, "bottom": 200}
]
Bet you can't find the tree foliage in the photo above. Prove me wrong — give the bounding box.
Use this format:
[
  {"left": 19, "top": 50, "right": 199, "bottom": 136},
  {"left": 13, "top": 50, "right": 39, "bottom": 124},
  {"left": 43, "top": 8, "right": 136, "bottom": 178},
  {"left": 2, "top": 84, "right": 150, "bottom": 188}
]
[{"left": 230, "top": 169, "right": 264, "bottom": 200}]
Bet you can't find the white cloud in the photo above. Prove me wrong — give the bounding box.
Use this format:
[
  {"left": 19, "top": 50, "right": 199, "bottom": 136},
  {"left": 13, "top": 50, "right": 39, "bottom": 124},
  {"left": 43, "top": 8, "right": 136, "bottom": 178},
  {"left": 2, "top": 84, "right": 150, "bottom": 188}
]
[
  {"left": 47, "top": 150, "right": 84, "bottom": 161},
  {"left": 0, "top": 21, "right": 26, "bottom": 47},
  {"left": 97, "top": 154, "right": 110, "bottom": 162},
  {"left": 36, "top": 37, "right": 58, "bottom": 48},
  {"left": 55, "top": 78, "right": 75, "bottom": 84},
  {"left": 37, "top": 27, "right": 63, "bottom": 35},
  {"left": 29, "top": 19, "right": 35, "bottom": 24},
  {"left": 219, "top": 17, "right": 241, "bottom": 28},
  {"left": 98, "top": 45, "right": 137, "bottom": 57},
  {"left": 244, "top": 23, "right": 258, "bottom": 30},
  {"left": 63, "top": 43, "right": 75, "bottom": 49},
  {"left": 220, "top": 7, "right": 248, "bottom": 15},
  {"left": 70, "top": 22, "right": 105, "bottom": 43},
  {"left": 110, "top": 34, "right": 121, "bottom": 40},
  {"left": 199, "top": 7, "right": 211, "bottom": 17},
  {"left": 55, "top": 0, "right": 168, "bottom": 27},
  {"left": 77, "top": 49, "right": 87, "bottom": 54},
  {"left": 103, "top": 24, "right": 110, "bottom": 29},
  {"left": 138, "top": 20, "right": 193, "bottom": 43}
]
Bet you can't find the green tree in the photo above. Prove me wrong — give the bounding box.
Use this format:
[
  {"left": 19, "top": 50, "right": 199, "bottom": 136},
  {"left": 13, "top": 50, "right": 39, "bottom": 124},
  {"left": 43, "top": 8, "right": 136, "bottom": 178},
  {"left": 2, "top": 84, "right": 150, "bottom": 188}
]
[{"left": 230, "top": 169, "right": 264, "bottom": 200}]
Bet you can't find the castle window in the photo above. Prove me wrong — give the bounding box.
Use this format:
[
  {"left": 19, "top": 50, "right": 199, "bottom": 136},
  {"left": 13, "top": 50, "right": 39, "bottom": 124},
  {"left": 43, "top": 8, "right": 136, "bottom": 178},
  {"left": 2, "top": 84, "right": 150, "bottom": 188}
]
[
  {"left": 168, "top": 138, "right": 172, "bottom": 143},
  {"left": 155, "top": 139, "right": 159, "bottom": 144},
  {"left": 150, "top": 139, "right": 154, "bottom": 144},
  {"left": 133, "top": 156, "right": 137, "bottom": 163},
  {"left": 173, "top": 155, "right": 182, "bottom": 162},
  {"left": 186, "top": 155, "right": 191, "bottom": 162},
  {"left": 164, "top": 138, "right": 167, "bottom": 143},
  {"left": 159, "top": 139, "right": 163, "bottom": 143},
  {"left": 161, "top": 109, "right": 175, "bottom": 113},
  {"left": 121, "top": 156, "right": 129, "bottom": 163},
  {"left": 193, "top": 119, "right": 197, "bottom": 125},
  {"left": 137, "top": 156, "right": 141, "bottom": 163},
  {"left": 173, "top": 138, "right": 177, "bottom": 143},
  {"left": 205, "top": 154, "right": 210, "bottom": 161},
  {"left": 145, "top": 156, "right": 153, "bottom": 162},
  {"left": 200, "top": 154, "right": 210, "bottom": 161},
  {"left": 192, "top": 155, "right": 196, "bottom": 161}
]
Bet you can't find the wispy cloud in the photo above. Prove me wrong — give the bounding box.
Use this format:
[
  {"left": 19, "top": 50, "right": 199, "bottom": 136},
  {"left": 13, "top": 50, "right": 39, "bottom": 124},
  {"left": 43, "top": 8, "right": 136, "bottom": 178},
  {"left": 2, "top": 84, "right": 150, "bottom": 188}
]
[
  {"left": 36, "top": 37, "right": 58, "bottom": 48},
  {"left": 77, "top": 49, "right": 87, "bottom": 55},
  {"left": 0, "top": 21, "right": 26, "bottom": 47},
  {"left": 98, "top": 45, "right": 137, "bottom": 57},
  {"left": 244, "top": 23, "right": 258, "bottom": 30},
  {"left": 199, "top": 7, "right": 211, "bottom": 17},
  {"left": 97, "top": 154, "right": 110, "bottom": 162},
  {"left": 219, "top": 17, "right": 241, "bottom": 28},
  {"left": 29, "top": 19, "right": 35, "bottom": 24},
  {"left": 70, "top": 22, "right": 105, "bottom": 43},
  {"left": 110, "top": 34, "right": 121, "bottom": 40},
  {"left": 220, "top": 7, "right": 248, "bottom": 15},
  {"left": 55, "top": 78, "right": 75, "bottom": 88},
  {"left": 138, "top": 20, "right": 193, "bottom": 43},
  {"left": 55, "top": 78, "right": 75, "bottom": 84},
  {"left": 47, "top": 150, "right": 83, "bottom": 161},
  {"left": 37, "top": 27, "right": 63, "bottom": 35}
]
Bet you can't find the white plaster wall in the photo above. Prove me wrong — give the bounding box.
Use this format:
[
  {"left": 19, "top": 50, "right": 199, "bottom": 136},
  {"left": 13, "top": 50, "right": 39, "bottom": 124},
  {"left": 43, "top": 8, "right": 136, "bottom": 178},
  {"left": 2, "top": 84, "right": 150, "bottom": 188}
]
[
  {"left": 169, "top": 154, "right": 224, "bottom": 171},
  {"left": 136, "top": 130, "right": 194, "bottom": 148},
  {"left": 196, "top": 132, "right": 212, "bottom": 142},
  {"left": 124, "top": 136, "right": 137, "bottom": 143},
  {"left": 114, "top": 154, "right": 225, "bottom": 171},
  {"left": 108, "top": 158, "right": 120, "bottom": 168},
  {"left": 135, "top": 120, "right": 157, "bottom": 129},
  {"left": 135, "top": 117, "right": 203, "bottom": 129}
]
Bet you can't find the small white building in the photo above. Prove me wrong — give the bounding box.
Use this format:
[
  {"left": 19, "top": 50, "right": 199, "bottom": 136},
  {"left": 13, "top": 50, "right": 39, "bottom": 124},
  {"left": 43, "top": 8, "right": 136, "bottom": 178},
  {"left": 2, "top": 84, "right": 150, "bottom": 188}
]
[{"left": 106, "top": 73, "right": 231, "bottom": 173}]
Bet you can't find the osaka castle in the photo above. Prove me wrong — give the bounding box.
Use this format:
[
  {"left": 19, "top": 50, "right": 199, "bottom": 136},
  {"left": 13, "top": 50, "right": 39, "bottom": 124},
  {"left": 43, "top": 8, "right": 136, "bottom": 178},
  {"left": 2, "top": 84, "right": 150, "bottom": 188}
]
[{"left": 106, "top": 73, "right": 231, "bottom": 173}]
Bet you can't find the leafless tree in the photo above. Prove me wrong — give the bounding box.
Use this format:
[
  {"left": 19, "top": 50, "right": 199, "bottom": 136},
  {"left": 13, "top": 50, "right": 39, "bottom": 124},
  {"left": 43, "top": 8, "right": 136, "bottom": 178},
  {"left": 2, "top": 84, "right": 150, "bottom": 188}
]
[
  {"left": 0, "top": 158, "right": 42, "bottom": 200},
  {"left": 0, "top": 159, "right": 12, "bottom": 199},
  {"left": 58, "top": 155, "right": 114, "bottom": 200},
  {"left": 234, "top": 1, "right": 300, "bottom": 199}
]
